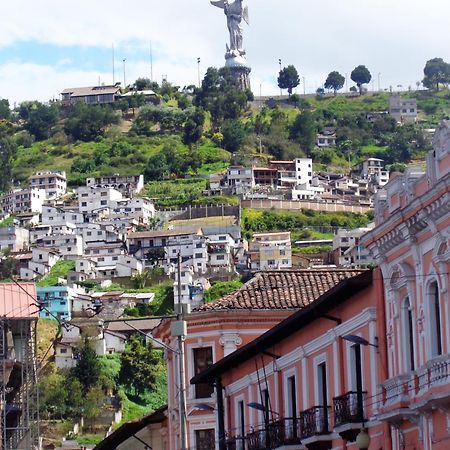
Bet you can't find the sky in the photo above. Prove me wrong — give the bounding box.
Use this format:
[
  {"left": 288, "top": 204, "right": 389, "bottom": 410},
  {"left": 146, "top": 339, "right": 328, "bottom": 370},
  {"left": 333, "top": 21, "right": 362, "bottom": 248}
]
[{"left": 1, "top": 0, "right": 449, "bottom": 105}]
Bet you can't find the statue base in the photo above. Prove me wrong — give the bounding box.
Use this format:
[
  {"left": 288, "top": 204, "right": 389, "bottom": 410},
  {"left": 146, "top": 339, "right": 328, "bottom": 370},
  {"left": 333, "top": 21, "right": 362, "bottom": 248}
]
[{"left": 225, "top": 55, "right": 251, "bottom": 91}]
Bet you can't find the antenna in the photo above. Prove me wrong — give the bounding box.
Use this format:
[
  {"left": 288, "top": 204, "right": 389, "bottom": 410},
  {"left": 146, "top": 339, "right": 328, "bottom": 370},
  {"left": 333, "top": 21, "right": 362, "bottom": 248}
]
[
  {"left": 112, "top": 44, "right": 115, "bottom": 85},
  {"left": 150, "top": 41, "right": 154, "bottom": 82}
]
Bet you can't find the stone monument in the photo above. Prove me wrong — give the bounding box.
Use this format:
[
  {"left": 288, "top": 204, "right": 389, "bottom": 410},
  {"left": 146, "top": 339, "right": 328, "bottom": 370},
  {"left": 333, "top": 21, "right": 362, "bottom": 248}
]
[{"left": 211, "top": 0, "right": 251, "bottom": 90}]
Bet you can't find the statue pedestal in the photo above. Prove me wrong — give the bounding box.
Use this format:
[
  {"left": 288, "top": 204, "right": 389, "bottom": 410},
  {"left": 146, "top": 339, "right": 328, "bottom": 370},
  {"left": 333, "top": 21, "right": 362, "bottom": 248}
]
[{"left": 225, "top": 55, "right": 251, "bottom": 91}]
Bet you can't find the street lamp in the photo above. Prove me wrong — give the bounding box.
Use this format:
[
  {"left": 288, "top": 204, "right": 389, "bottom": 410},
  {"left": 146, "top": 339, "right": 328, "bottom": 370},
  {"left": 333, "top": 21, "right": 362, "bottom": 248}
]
[
  {"left": 343, "top": 334, "right": 378, "bottom": 348},
  {"left": 123, "top": 59, "right": 126, "bottom": 88},
  {"left": 197, "top": 57, "right": 201, "bottom": 88},
  {"left": 278, "top": 59, "right": 282, "bottom": 96},
  {"left": 356, "top": 428, "right": 370, "bottom": 449}
]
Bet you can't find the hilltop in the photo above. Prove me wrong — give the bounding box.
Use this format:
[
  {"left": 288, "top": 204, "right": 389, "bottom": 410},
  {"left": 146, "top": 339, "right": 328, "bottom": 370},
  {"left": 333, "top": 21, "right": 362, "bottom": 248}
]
[{"left": 1, "top": 72, "right": 449, "bottom": 202}]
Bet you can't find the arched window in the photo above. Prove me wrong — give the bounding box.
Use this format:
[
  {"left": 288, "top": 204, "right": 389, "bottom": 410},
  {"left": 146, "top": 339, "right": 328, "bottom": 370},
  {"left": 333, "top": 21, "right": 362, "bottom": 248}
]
[
  {"left": 429, "top": 281, "right": 442, "bottom": 357},
  {"left": 402, "top": 297, "right": 415, "bottom": 371}
]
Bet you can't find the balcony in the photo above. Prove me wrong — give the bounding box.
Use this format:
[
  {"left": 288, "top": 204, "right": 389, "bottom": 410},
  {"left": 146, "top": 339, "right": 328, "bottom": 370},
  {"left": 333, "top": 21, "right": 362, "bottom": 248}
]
[
  {"left": 333, "top": 392, "right": 366, "bottom": 442},
  {"left": 414, "top": 353, "right": 450, "bottom": 410},
  {"left": 208, "top": 245, "right": 228, "bottom": 254},
  {"left": 299, "top": 406, "right": 332, "bottom": 450},
  {"left": 244, "top": 418, "right": 303, "bottom": 450}
]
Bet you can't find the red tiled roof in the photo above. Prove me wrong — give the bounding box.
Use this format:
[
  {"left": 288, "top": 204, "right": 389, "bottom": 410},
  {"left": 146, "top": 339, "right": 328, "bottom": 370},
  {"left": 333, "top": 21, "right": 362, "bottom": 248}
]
[
  {"left": 0, "top": 283, "right": 38, "bottom": 318},
  {"left": 195, "top": 269, "right": 365, "bottom": 312}
]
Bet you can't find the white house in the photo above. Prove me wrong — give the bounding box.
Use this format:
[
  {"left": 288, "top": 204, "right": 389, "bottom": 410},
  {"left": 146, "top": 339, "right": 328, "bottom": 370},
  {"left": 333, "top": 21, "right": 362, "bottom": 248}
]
[
  {"left": 0, "top": 226, "right": 29, "bottom": 252},
  {"left": 77, "top": 186, "right": 123, "bottom": 214},
  {"left": 86, "top": 174, "right": 144, "bottom": 195},
  {"left": 0, "top": 188, "right": 46, "bottom": 215},
  {"left": 127, "top": 229, "right": 202, "bottom": 266},
  {"left": 165, "top": 234, "right": 208, "bottom": 275},
  {"left": 332, "top": 226, "right": 374, "bottom": 268},
  {"left": 20, "top": 247, "right": 61, "bottom": 280},
  {"left": 41, "top": 206, "right": 84, "bottom": 226},
  {"left": 226, "top": 166, "right": 254, "bottom": 195},
  {"left": 110, "top": 197, "right": 155, "bottom": 224},
  {"left": 37, "top": 234, "right": 83, "bottom": 256},
  {"left": 389, "top": 95, "right": 417, "bottom": 123},
  {"left": 29, "top": 171, "right": 67, "bottom": 200},
  {"left": 248, "top": 231, "right": 292, "bottom": 271}
]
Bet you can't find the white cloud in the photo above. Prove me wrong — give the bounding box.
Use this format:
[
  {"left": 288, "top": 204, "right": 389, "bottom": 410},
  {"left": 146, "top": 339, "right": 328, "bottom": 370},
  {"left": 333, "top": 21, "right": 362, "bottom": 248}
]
[{"left": 1, "top": 0, "right": 450, "bottom": 102}]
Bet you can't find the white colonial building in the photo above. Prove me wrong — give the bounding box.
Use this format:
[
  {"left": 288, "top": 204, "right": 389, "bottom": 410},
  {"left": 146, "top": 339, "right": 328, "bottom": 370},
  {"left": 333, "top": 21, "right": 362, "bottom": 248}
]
[{"left": 29, "top": 171, "right": 67, "bottom": 200}]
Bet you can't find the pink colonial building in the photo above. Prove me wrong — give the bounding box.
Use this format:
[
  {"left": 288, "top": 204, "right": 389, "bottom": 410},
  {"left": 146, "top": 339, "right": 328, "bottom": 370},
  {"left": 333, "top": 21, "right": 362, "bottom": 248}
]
[
  {"left": 191, "top": 269, "right": 387, "bottom": 450},
  {"left": 361, "top": 120, "right": 450, "bottom": 449},
  {"left": 153, "top": 269, "right": 365, "bottom": 450}
]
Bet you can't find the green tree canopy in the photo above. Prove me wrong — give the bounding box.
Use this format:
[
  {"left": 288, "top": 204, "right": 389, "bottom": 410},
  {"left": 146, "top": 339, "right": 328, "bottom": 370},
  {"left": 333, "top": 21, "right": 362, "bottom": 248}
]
[
  {"left": 73, "top": 337, "right": 101, "bottom": 393},
  {"left": 119, "top": 334, "right": 161, "bottom": 395},
  {"left": 278, "top": 65, "right": 300, "bottom": 96},
  {"left": 0, "top": 136, "right": 17, "bottom": 192},
  {"left": 134, "top": 78, "right": 159, "bottom": 92},
  {"left": 24, "top": 102, "right": 60, "bottom": 141},
  {"left": 221, "top": 119, "right": 248, "bottom": 153},
  {"left": 64, "top": 103, "right": 119, "bottom": 141},
  {"left": 132, "top": 105, "right": 188, "bottom": 136},
  {"left": 194, "top": 67, "right": 250, "bottom": 129},
  {"left": 290, "top": 110, "right": 317, "bottom": 153},
  {"left": 183, "top": 108, "right": 205, "bottom": 146},
  {"left": 350, "top": 65, "right": 372, "bottom": 94},
  {"left": 324, "top": 71, "right": 345, "bottom": 95},
  {"left": 0, "top": 99, "right": 10, "bottom": 120},
  {"left": 423, "top": 57, "right": 450, "bottom": 91}
]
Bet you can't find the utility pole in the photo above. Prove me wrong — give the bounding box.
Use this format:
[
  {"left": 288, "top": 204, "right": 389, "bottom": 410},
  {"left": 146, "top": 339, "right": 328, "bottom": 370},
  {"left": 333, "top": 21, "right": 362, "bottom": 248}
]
[
  {"left": 197, "top": 57, "right": 201, "bottom": 88},
  {"left": 112, "top": 44, "right": 115, "bottom": 85},
  {"left": 150, "top": 41, "right": 154, "bottom": 82},
  {"left": 302, "top": 76, "right": 306, "bottom": 95},
  {"left": 123, "top": 59, "right": 126, "bottom": 88},
  {"left": 278, "top": 59, "right": 282, "bottom": 96},
  {"left": 177, "top": 253, "right": 188, "bottom": 450}
]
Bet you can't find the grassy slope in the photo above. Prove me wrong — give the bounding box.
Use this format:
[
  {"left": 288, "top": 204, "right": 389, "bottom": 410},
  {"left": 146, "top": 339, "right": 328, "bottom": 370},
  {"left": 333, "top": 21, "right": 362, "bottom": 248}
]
[
  {"left": 37, "top": 260, "right": 76, "bottom": 287},
  {"left": 12, "top": 134, "right": 231, "bottom": 186}
]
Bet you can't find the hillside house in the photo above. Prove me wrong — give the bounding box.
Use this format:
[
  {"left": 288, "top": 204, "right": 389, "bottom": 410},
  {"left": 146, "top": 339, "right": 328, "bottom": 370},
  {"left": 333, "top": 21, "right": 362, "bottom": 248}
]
[
  {"left": 248, "top": 232, "right": 292, "bottom": 271},
  {"left": 86, "top": 174, "right": 144, "bottom": 195},
  {"left": 61, "top": 85, "right": 121, "bottom": 105},
  {"left": 0, "top": 188, "right": 46, "bottom": 215},
  {"left": 0, "top": 226, "right": 29, "bottom": 252},
  {"left": 29, "top": 171, "right": 67, "bottom": 200},
  {"left": 389, "top": 95, "right": 417, "bottom": 123}
]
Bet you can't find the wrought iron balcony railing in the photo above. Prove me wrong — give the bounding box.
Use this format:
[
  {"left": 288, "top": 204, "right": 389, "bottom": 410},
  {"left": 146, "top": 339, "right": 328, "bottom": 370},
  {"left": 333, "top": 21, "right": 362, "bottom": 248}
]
[
  {"left": 299, "top": 406, "right": 331, "bottom": 439},
  {"left": 333, "top": 391, "right": 367, "bottom": 427}
]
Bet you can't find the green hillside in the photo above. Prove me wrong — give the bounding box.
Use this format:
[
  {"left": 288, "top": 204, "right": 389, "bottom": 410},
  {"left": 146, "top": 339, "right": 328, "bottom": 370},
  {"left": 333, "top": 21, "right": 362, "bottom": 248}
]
[{"left": 1, "top": 73, "right": 448, "bottom": 197}]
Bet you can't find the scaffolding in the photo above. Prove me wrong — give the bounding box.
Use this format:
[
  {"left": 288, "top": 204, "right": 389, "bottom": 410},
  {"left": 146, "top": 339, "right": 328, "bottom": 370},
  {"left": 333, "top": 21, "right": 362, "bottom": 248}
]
[{"left": 0, "top": 316, "right": 39, "bottom": 449}]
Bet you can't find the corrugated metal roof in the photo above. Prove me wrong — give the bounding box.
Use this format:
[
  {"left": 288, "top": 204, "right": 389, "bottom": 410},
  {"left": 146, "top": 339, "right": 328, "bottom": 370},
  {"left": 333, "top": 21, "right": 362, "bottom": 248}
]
[{"left": 0, "top": 283, "right": 38, "bottom": 318}]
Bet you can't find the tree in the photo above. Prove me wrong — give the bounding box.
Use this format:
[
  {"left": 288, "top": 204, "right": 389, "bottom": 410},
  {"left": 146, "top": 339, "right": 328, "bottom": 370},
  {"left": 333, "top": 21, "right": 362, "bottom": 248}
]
[
  {"left": 350, "top": 65, "right": 372, "bottom": 94},
  {"left": 194, "top": 67, "right": 250, "bottom": 129},
  {"left": 73, "top": 337, "right": 101, "bottom": 393},
  {"left": 119, "top": 335, "right": 161, "bottom": 395},
  {"left": 324, "top": 71, "right": 345, "bottom": 95},
  {"left": 0, "top": 137, "right": 17, "bottom": 192},
  {"left": 134, "top": 78, "right": 159, "bottom": 92},
  {"left": 64, "top": 103, "right": 119, "bottom": 141},
  {"left": 24, "top": 102, "right": 60, "bottom": 140},
  {"left": 0, "top": 99, "right": 10, "bottom": 120},
  {"left": 423, "top": 58, "right": 450, "bottom": 91},
  {"left": 290, "top": 110, "right": 316, "bottom": 153},
  {"left": 38, "top": 364, "right": 68, "bottom": 419},
  {"left": 183, "top": 108, "right": 205, "bottom": 146},
  {"left": 221, "top": 119, "right": 248, "bottom": 153},
  {"left": 144, "top": 154, "right": 170, "bottom": 181},
  {"left": 278, "top": 65, "right": 300, "bottom": 96}
]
